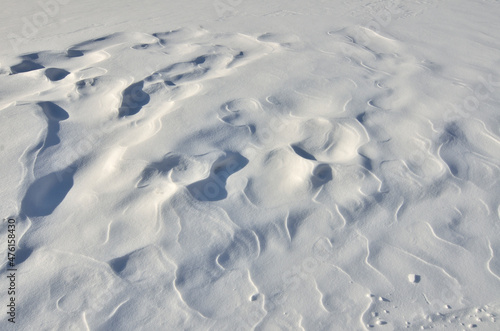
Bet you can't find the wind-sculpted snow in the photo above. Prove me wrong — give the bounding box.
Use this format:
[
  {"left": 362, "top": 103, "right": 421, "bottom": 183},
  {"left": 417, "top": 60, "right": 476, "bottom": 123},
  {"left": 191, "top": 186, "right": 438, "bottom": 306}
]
[{"left": 1, "top": 1, "right": 500, "bottom": 329}]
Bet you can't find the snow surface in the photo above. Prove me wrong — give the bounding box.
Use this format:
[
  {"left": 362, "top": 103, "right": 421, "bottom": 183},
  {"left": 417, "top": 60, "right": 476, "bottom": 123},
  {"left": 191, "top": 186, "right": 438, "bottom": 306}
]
[{"left": 1, "top": 0, "right": 500, "bottom": 330}]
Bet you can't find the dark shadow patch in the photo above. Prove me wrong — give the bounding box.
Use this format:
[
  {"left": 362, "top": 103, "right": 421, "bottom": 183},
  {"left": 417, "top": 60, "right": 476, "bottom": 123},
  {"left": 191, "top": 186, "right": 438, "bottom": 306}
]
[
  {"left": 118, "top": 81, "right": 150, "bottom": 117},
  {"left": 438, "top": 122, "right": 469, "bottom": 179},
  {"left": 75, "top": 77, "right": 97, "bottom": 90},
  {"left": 39, "top": 101, "right": 69, "bottom": 121},
  {"left": 45, "top": 68, "right": 70, "bottom": 81},
  {"left": 188, "top": 152, "right": 248, "bottom": 201},
  {"left": 312, "top": 164, "right": 333, "bottom": 187},
  {"left": 66, "top": 49, "right": 84, "bottom": 58},
  {"left": 21, "top": 166, "right": 76, "bottom": 217},
  {"left": 193, "top": 55, "right": 206, "bottom": 64},
  {"left": 38, "top": 102, "right": 69, "bottom": 152},
  {"left": 291, "top": 144, "right": 316, "bottom": 160},
  {"left": 109, "top": 255, "right": 129, "bottom": 274},
  {"left": 12, "top": 247, "right": 33, "bottom": 265},
  {"left": 359, "top": 153, "right": 373, "bottom": 171},
  {"left": 448, "top": 164, "right": 458, "bottom": 176},
  {"left": 22, "top": 53, "right": 39, "bottom": 60},
  {"left": 356, "top": 112, "right": 366, "bottom": 123},
  {"left": 10, "top": 60, "right": 44, "bottom": 74}
]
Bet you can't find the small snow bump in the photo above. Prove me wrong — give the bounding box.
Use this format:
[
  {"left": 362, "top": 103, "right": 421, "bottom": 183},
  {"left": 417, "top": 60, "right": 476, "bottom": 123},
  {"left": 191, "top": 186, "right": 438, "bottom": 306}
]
[{"left": 408, "top": 274, "right": 421, "bottom": 283}]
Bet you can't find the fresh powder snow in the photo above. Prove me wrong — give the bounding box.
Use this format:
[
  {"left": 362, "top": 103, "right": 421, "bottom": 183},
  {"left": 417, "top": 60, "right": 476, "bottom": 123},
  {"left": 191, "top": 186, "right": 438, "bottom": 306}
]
[{"left": 1, "top": 0, "right": 499, "bottom": 330}]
